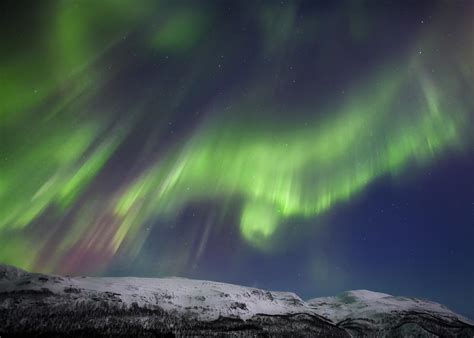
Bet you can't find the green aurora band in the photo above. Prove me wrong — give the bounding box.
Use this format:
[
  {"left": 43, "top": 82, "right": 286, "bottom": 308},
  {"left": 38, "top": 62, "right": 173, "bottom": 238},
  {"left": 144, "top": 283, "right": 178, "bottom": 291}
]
[
  {"left": 0, "top": 1, "right": 473, "bottom": 273},
  {"left": 112, "top": 63, "right": 469, "bottom": 251}
]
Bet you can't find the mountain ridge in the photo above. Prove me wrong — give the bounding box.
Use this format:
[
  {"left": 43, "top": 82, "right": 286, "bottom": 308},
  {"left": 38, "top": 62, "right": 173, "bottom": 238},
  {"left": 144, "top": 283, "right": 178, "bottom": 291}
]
[{"left": 1, "top": 264, "right": 473, "bottom": 336}]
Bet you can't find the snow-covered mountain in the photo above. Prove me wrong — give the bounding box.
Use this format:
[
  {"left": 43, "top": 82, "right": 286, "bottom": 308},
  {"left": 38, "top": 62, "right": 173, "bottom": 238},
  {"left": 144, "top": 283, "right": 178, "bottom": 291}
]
[
  {"left": 0, "top": 264, "right": 472, "bottom": 336},
  {"left": 308, "top": 290, "right": 474, "bottom": 337}
]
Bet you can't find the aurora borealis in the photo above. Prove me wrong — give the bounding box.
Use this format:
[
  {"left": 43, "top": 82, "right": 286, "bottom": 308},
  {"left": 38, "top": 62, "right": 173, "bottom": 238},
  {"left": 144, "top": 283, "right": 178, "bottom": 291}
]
[{"left": 1, "top": 0, "right": 474, "bottom": 318}]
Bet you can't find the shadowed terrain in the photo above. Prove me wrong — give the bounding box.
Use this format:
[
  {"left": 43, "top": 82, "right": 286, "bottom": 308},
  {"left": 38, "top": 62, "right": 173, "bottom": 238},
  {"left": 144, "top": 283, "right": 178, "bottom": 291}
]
[{"left": 1, "top": 264, "right": 472, "bottom": 336}]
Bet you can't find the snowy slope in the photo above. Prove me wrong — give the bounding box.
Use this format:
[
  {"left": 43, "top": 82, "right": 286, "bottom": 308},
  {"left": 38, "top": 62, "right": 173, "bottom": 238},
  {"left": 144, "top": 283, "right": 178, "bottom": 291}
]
[
  {"left": 0, "top": 264, "right": 473, "bottom": 336},
  {"left": 0, "top": 263, "right": 28, "bottom": 281},
  {"left": 0, "top": 264, "right": 341, "bottom": 336},
  {"left": 0, "top": 271, "right": 316, "bottom": 321},
  {"left": 308, "top": 290, "right": 474, "bottom": 336},
  {"left": 0, "top": 265, "right": 320, "bottom": 321}
]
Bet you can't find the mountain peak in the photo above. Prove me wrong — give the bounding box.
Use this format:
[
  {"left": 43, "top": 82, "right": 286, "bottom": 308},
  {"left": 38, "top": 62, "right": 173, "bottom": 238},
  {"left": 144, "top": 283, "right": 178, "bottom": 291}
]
[{"left": 0, "top": 263, "right": 28, "bottom": 281}]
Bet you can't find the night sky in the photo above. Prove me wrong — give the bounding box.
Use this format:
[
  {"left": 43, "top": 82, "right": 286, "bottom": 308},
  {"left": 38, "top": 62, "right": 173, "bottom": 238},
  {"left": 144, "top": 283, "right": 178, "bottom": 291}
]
[{"left": 1, "top": 0, "right": 473, "bottom": 318}]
